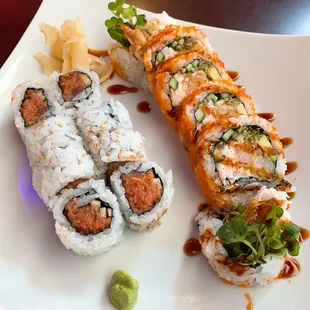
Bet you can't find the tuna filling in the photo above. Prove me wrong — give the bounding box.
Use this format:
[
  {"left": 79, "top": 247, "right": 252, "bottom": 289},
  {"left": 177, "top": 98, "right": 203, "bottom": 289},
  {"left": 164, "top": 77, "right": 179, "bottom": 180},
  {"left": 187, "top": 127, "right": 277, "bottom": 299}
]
[
  {"left": 169, "top": 59, "right": 222, "bottom": 107},
  {"left": 58, "top": 71, "right": 92, "bottom": 102},
  {"left": 64, "top": 198, "right": 113, "bottom": 235},
  {"left": 212, "top": 126, "right": 279, "bottom": 190},
  {"left": 20, "top": 88, "right": 49, "bottom": 127},
  {"left": 194, "top": 92, "right": 247, "bottom": 124},
  {"left": 122, "top": 169, "right": 163, "bottom": 215}
]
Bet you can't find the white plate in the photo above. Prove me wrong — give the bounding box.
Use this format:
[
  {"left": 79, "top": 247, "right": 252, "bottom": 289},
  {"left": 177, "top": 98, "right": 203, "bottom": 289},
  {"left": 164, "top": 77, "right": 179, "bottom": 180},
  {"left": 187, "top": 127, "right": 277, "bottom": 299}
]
[{"left": 0, "top": 0, "right": 309, "bottom": 309}]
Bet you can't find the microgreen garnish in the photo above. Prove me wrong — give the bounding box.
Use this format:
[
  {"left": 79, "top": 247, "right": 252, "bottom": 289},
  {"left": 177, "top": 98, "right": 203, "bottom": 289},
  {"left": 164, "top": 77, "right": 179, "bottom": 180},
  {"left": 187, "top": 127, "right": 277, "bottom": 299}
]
[
  {"left": 105, "top": 0, "right": 147, "bottom": 47},
  {"left": 217, "top": 204, "right": 300, "bottom": 267}
]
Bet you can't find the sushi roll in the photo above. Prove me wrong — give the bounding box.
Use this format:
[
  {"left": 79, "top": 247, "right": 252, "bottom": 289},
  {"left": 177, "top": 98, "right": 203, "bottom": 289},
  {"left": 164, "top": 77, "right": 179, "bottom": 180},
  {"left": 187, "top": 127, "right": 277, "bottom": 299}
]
[
  {"left": 47, "top": 69, "right": 101, "bottom": 110},
  {"left": 196, "top": 187, "right": 300, "bottom": 286},
  {"left": 177, "top": 81, "right": 256, "bottom": 148},
  {"left": 51, "top": 179, "right": 124, "bottom": 256},
  {"left": 192, "top": 115, "right": 290, "bottom": 207},
  {"left": 110, "top": 161, "right": 174, "bottom": 231},
  {"left": 76, "top": 99, "right": 146, "bottom": 176},
  {"left": 149, "top": 50, "right": 230, "bottom": 127},
  {"left": 24, "top": 115, "right": 95, "bottom": 204},
  {"left": 143, "top": 25, "right": 214, "bottom": 72}
]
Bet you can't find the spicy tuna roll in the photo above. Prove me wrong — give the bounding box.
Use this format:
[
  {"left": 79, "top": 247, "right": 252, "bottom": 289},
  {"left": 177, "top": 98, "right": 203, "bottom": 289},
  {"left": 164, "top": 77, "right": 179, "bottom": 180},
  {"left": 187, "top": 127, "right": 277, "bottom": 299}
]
[
  {"left": 196, "top": 187, "right": 300, "bottom": 286},
  {"left": 142, "top": 25, "right": 214, "bottom": 71},
  {"left": 47, "top": 69, "right": 101, "bottom": 110},
  {"left": 149, "top": 50, "right": 230, "bottom": 127},
  {"left": 177, "top": 81, "right": 256, "bottom": 148},
  {"left": 192, "top": 115, "right": 290, "bottom": 207},
  {"left": 110, "top": 161, "right": 174, "bottom": 231},
  {"left": 51, "top": 179, "right": 124, "bottom": 256}
]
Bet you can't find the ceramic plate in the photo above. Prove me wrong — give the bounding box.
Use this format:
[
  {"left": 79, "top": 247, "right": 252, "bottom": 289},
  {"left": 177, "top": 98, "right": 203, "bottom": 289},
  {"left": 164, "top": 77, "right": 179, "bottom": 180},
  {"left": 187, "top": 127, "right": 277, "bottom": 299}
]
[{"left": 0, "top": 0, "right": 309, "bottom": 309}]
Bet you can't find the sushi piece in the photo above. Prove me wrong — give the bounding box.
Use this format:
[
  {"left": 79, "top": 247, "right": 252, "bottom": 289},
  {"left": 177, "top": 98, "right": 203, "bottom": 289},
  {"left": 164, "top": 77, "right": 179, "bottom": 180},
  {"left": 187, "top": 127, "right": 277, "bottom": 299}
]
[
  {"left": 192, "top": 115, "right": 289, "bottom": 207},
  {"left": 24, "top": 115, "right": 95, "bottom": 204},
  {"left": 51, "top": 179, "right": 124, "bottom": 256},
  {"left": 149, "top": 50, "right": 230, "bottom": 127},
  {"left": 142, "top": 25, "right": 214, "bottom": 72},
  {"left": 76, "top": 99, "right": 146, "bottom": 176},
  {"left": 110, "top": 161, "right": 174, "bottom": 231},
  {"left": 177, "top": 81, "right": 256, "bottom": 148},
  {"left": 196, "top": 187, "right": 300, "bottom": 286},
  {"left": 47, "top": 69, "right": 101, "bottom": 109}
]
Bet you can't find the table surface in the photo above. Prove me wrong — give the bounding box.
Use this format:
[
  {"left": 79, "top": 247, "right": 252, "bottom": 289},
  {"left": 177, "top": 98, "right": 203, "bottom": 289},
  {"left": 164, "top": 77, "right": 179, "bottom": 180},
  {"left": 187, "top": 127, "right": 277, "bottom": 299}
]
[{"left": 1, "top": 0, "right": 310, "bottom": 67}]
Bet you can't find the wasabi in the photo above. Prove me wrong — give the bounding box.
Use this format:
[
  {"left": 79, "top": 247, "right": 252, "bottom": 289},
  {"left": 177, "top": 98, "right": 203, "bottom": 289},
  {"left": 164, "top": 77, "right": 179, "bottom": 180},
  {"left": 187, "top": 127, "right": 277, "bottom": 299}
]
[{"left": 110, "top": 270, "right": 139, "bottom": 310}]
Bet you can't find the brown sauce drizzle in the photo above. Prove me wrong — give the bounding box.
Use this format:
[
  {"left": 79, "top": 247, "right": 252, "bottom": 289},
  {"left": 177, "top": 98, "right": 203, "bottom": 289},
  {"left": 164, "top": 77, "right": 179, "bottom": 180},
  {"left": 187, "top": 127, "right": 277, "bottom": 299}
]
[
  {"left": 137, "top": 101, "right": 151, "bottom": 113},
  {"left": 300, "top": 227, "right": 310, "bottom": 242},
  {"left": 258, "top": 112, "right": 276, "bottom": 122},
  {"left": 278, "top": 258, "right": 300, "bottom": 279},
  {"left": 227, "top": 70, "right": 240, "bottom": 81},
  {"left": 280, "top": 137, "right": 293, "bottom": 148},
  {"left": 237, "top": 85, "right": 245, "bottom": 90},
  {"left": 244, "top": 293, "right": 253, "bottom": 310},
  {"left": 286, "top": 162, "right": 298, "bottom": 175},
  {"left": 107, "top": 84, "right": 138, "bottom": 95},
  {"left": 183, "top": 238, "right": 202, "bottom": 256},
  {"left": 287, "top": 192, "right": 296, "bottom": 200},
  {"left": 198, "top": 203, "right": 210, "bottom": 213},
  {"left": 87, "top": 48, "right": 109, "bottom": 57}
]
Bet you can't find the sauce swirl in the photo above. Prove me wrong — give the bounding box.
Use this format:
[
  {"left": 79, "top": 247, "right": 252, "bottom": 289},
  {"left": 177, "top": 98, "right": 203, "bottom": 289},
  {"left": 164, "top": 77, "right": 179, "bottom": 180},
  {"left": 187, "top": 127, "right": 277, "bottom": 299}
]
[
  {"left": 137, "top": 101, "right": 151, "bottom": 113},
  {"left": 183, "top": 238, "right": 202, "bottom": 256},
  {"left": 227, "top": 70, "right": 240, "bottom": 81},
  {"left": 287, "top": 192, "right": 296, "bottom": 200},
  {"left": 244, "top": 293, "right": 253, "bottom": 310},
  {"left": 278, "top": 258, "right": 300, "bottom": 279},
  {"left": 258, "top": 112, "right": 276, "bottom": 122},
  {"left": 280, "top": 137, "right": 293, "bottom": 148},
  {"left": 107, "top": 84, "right": 138, "bottom": 95},
  {"left": 300, "top": 227, "right": 310, "bottom": 242},
  {"left": 286, "top": 162, "right": 298, "bottom": 175}
]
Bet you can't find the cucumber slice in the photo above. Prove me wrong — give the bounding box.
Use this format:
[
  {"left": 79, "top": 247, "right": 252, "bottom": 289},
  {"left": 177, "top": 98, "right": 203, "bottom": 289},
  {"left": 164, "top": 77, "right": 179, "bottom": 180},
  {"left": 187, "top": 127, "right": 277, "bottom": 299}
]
[
  {"left": 194, "top": 108, "right": 205, "bottom": 123},
  {"left": 175, "top": 45, "right": 183, "bottom": 51},
  {"left": 222, "top": 129, "right": 235, "bottom": 142},
  {"left": 178, "top": 38, "right": 185, "bottom": 46},
  {"left": 270, "top": 155, "right": 278, "bottom": 162},
  {"left": 156, "top": 51, "right": 165, "bottom": 62},
  {"left": 171, "top": 41, "right": 178, "bottom": 48},
  {"left": 237, "top": 104, "right": 247, "bottom": 114},
  {"left": 185, "top": 64, "right": 194, "bottom": 72},
  {"left": 208, "top": 67, "right": 221, "bottom": 81},
  {"left": 169, "top": 77, "right": 179, "bottom": 90},
  {"left": 206, "top": 93, "right": 218, "bottom": 103},
  {"left": 231, "top": 132, "right": 239, "bottom": 140},
  {"left": 236, "top": 127, "right": 243, "bottom": 134},
  {"left": 219, "top": 92, "right": 230, "bottom": 99},
  {"left": 192, "top": 60, "right": 199, "bottom": 68}
]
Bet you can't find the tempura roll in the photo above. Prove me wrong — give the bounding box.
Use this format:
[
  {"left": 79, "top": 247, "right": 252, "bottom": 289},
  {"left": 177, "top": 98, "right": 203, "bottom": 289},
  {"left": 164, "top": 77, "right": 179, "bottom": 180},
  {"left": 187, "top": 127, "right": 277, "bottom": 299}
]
[
  {"left": 178, "top": 81, "right": 256, "bottom": 148},
  {"left": 192, "top": 115, "right": 290, "bottom": 207},
  {"left": 149, "top": 50, "right": 230, "bottom": 127},
  {"left": 110, "top": 161, "right": 174, "bottom": 231},
  {"left": 51, "top": 179, "right": 124, "bottom": 256},
  {"left": 143, "top": 25, "right": 214, "bottom": 71},
  {"left": 196, "top": 187, "right": 300, "bottom": 286}
]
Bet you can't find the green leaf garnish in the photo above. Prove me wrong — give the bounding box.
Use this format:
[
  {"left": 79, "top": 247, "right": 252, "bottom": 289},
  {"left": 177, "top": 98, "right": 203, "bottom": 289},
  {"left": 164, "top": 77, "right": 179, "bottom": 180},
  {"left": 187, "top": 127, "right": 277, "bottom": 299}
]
[
  {"left": 217, "top": 204, "right": 301, "bottom": 267},
  {"left": 105, "top": 0, "right": 147, "bottom": 47}
]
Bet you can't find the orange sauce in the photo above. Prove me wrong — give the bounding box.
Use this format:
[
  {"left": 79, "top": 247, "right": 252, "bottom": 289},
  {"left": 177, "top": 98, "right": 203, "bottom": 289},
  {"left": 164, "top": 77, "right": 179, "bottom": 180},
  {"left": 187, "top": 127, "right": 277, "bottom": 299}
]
[
  {"left": 287, "top": 192, "right": 296, "bottom": 200},
  {"left": 87, "top": 48, "right": 109, "bottom": 57},
  {"left": 137, "top": 101, "right": 151, "bottom": 113},
  {"left": 286, "top": 162, "right": 298, "bottom": 175},
  {"left": 244, "top": 293, "right": 253, "bottom": 310},
  {"left": 280, "top": 137, "right": 293, "bottom": 148},
  {"left": 183, "top": 238, "right": 202, "bottom": 256},
  {"left": 227, "top": 70, "right": 240, "bottom": 81},
  {"left": 258, "top": 112, "right": 276, "bottom": 122},
  {"left": 300, "top": 227, "right": 310, "bottom": 242},
  {"left": 278, "top": 258, "right": 300, "bottom": 279},
  {"left": 198, "top": 203, "right": 210, "bottom": 213},
  {"left": 107, "top": 84, "right": 138, "bottom": 95}
]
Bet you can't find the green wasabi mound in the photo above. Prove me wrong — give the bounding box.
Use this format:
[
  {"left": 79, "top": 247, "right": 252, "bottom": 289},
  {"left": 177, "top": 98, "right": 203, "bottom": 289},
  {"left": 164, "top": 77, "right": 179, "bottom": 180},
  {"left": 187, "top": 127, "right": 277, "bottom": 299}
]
[{"left": 110, "top": 270, "right": 139, "bottom": 310}]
